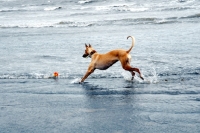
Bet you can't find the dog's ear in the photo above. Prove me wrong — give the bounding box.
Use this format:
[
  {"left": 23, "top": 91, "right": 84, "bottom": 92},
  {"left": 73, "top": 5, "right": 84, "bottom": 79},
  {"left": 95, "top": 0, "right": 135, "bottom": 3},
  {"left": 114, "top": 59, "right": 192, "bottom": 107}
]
[
  {"left": 85, "top": 43, "right": 88, "bottom": 48},
  {"left": 89, "top": 44, "right": 91, "bottom": 47}
]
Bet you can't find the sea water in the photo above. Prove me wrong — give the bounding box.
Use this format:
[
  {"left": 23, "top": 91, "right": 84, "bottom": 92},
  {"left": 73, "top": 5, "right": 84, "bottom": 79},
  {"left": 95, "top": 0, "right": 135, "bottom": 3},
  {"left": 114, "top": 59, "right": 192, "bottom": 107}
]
[{"left": 0, "top": 0, "right": 200, "bottom": 132}]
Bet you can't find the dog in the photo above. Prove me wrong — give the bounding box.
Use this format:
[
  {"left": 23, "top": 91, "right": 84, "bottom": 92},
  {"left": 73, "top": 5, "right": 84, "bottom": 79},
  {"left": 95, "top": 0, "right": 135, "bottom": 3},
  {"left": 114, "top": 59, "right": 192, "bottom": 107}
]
[{"left": 80, "top": 36, "right": 144, "bottom": 83}]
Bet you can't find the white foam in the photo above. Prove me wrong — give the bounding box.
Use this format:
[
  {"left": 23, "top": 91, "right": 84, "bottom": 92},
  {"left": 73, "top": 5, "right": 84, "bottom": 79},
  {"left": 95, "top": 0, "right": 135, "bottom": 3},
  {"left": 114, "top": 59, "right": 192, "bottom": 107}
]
[
  {"left": 121, "top": 72, "right": 132, "bottom": 81},
  {"left": 78, "top": 0, "right": 91, "bottom": 4},
  {"left": 44, "top": 7, "right": 61, "bottom": 11},
  {"left": 71, "top": 78, "right": 81, "bottom": 84},
  {"left": 94, "top": 3, "right": 148, "bottom": 12},
  {"left": 95, "top": 6, "right": 110, "bottom": 11},
  {"left": 129, "top": 7, "right": 149, "bottom": 12},
  {"left": 148, "top": 68, "right": 159, "bottom": 83},
  {"left": 121, "top": 67, "right": 158, "bottom": 84}
]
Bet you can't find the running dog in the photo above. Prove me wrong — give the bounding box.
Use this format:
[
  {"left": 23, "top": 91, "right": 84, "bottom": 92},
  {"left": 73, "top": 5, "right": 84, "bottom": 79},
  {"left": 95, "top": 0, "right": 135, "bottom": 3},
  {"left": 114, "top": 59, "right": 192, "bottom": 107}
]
[{"left": 80, "top": 36, "right": 144, "bottom": 83}]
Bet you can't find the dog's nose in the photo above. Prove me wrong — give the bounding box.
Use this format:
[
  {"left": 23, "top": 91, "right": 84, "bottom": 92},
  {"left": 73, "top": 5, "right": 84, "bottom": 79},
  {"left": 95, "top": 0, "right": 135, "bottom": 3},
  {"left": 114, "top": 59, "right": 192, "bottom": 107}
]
[{"left": 82, "top": 54, "right": 87, "bottom": 58}]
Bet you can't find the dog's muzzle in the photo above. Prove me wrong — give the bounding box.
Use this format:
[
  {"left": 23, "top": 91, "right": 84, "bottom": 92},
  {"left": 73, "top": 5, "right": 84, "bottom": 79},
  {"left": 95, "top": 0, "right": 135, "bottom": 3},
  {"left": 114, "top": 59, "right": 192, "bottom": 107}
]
[{"left": 82, "top": 54, "right": 89, "bottom": 58}]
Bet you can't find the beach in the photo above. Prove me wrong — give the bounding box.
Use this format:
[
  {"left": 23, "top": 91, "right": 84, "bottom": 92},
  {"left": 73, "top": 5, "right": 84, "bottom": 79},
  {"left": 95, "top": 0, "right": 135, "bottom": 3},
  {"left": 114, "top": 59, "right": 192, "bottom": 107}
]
[{"left": 0, "top": 0, "right": 200, "bottom": 132}]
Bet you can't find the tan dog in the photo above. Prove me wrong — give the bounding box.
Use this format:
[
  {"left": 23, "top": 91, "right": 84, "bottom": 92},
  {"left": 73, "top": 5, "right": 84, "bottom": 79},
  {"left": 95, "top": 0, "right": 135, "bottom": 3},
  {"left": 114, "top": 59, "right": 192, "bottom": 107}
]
[{"left": 80, "top": 36, "right": 144, "bottom": 83}]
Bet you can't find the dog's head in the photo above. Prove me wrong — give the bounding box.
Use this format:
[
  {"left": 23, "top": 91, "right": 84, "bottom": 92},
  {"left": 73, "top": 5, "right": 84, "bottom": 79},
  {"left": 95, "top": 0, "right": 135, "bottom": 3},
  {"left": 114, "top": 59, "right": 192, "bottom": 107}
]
[{"left": 82, "top": 44, "right": 96, "bottom": 58}]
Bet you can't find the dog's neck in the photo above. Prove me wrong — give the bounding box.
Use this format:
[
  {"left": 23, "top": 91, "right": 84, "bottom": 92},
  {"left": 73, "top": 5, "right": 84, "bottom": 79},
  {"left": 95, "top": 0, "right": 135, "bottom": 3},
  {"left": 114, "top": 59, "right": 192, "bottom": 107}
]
[{"left": 89, "top": 50, "right": 97, "bottom": 58}]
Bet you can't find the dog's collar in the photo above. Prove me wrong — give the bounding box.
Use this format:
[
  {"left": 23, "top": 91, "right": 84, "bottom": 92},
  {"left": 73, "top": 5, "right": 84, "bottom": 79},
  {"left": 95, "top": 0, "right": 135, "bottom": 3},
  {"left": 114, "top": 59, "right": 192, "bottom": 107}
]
[{"left": 89, "top": 50, "right": 97, "bottom": 58}]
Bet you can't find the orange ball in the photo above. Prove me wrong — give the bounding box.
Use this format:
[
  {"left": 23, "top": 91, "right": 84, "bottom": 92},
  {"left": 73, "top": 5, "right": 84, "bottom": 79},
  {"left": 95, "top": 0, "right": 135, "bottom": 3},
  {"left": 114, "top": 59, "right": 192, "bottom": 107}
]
[{"left": 53, "top": 72, "right": 59, "bottom": 77}]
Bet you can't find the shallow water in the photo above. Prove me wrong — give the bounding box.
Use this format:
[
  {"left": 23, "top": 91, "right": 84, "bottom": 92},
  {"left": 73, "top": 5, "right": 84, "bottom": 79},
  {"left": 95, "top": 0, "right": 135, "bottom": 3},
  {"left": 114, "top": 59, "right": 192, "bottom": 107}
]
[
  {"left": 1, "top": 77, "right": 200, "bottom": 133},
  {"left": 1, "top": 0, "right": 200, "bottom": 132}
]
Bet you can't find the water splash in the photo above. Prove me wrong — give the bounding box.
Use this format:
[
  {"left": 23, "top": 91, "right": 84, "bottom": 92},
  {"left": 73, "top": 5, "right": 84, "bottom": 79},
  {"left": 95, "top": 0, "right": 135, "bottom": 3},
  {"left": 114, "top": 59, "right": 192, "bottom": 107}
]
[
  {"left": 71, "top": 78, "right": 81, "bottom": 84},
  {"left": 121, "top": 67, "right": 158, "bottom": 84},
  {"left": 144, "top": 67, "right": 158, "bottom": 84}
]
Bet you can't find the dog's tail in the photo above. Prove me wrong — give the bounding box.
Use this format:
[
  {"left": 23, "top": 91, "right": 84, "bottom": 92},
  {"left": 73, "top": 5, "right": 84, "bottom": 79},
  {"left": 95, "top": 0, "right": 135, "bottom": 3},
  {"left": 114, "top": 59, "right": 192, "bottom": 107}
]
[{"left": 126, "top": 36, "right": 135, "bottom": 53}]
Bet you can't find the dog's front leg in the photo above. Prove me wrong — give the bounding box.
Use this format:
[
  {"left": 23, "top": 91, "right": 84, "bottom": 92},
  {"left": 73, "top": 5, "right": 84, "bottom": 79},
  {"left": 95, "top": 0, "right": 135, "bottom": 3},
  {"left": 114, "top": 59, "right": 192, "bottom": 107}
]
[{"left": 80, "top": 66, "right": 95, "bottom": 83}]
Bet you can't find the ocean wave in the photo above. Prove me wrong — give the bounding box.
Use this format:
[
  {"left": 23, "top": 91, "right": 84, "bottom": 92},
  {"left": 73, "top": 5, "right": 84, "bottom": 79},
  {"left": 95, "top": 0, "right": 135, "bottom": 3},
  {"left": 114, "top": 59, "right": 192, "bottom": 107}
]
[
  {"left": 44, "top": 6, "right": 62, "bottom": 11},
  {"left": 57, "top": 21, "right": 94, "bottom": 27},
  {"left": 104, "top": 17, "right": 178, "bottom": 25},
  {"left": 78, "top": 0, "right": 94, "bottom": 4},
  {"left": 181, "top": 13, "right": 200, "bottom": 19},
  {"left": 0, "top": 6, "right": 62, "bottom": 12},
  {"left": 154, "top": 0, "right": 199, "bottom": 11},
  {"left": 0, "top": 13, "right": 199, "bottom": 29},
  {"left": 0, "top": 21, "right": 95, "bottom": 28},
  {"left": 89, "top": 0, "right": 199, "bottom": 13},
  {"left": 160, "top": 6, "right": 192, "bottom": 11},
  {"left": 0, "top": 24, "right": 54, "bottom": 28},
  {"left": 0, "top": 5, "right": 43, "bottom": 12},
  {"left": 94, "top": 4, "right": 148, "bottom": 12},
  {"left": 56, "top": 18, "right": 164, "bottom": 28},
  {"left": 0, "top": 8, "right": 27, "bottom": 12}
]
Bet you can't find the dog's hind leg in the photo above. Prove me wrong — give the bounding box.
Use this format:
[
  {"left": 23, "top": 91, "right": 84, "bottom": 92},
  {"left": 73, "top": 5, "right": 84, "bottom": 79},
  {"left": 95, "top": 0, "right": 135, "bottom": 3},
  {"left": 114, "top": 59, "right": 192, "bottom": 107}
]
[
  {"left": 119, "top": 57, "right": 144, "bottom": 80},
  {"left": 125, "top": 65, "right": 143, "bottom": 80},
  {"left": 120, "top": 60, "right": 144, "bottom": 80},
  {"left": 130, "top": 71, "right": 135, "bottom": 80}
]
